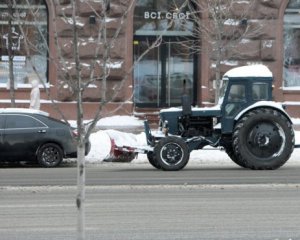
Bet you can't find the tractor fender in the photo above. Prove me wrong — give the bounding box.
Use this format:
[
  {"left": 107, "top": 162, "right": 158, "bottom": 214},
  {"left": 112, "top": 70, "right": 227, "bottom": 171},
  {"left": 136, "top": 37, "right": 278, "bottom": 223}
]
[{"left": 234, "top": 101, "right": 293, "bottom": 123}]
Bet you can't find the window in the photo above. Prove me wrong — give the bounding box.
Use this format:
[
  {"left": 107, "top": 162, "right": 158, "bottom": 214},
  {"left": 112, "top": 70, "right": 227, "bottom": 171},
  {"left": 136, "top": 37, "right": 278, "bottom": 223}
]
[
  {"left": 283, "top": 0, "right": 300, "bottom": 87},
  {"left": 0, "top": 1, "right": 48, "bottom": 87},
  {"left": 133, "top": 0, "right": 196, "bottom": 107},
  {"left": 0, "top": 115, "right": 5, "bottom": 129},
  {"left": 5, "top": 115, "right": 46, "bottom": 129},
  {"left": 225, "top": 84, "right": 246, "bottom": 117},
  {"left": 252, "top": 83, "right": 268, "bottom": 100},
  {"left": 228, "top": 84, "right": 246, "bottom": 102}
]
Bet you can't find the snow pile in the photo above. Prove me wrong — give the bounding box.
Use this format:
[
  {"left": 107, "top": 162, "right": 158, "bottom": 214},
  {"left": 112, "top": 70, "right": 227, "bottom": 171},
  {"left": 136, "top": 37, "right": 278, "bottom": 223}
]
[
  {"left": 86, "top": 130, "right": 147, "bottom": 163},
  {"left": 96, "top": 115, "right": 143, "bottom": 128},
  {"left": 86, "top": 131, "right": 112, "bottom": 162}
]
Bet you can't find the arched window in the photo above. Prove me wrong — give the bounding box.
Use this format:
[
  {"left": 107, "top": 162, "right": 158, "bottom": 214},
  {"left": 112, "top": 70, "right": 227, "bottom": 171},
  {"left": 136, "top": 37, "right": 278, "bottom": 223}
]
[
  {"left": 133, "top": 0, "right": 196, "bottom": 107},
  {"left": 283, "top": 0, "right": 300, "bottom": 87},
  {"left": 0, "top": 1, "right": 48, "bottom": 87}
]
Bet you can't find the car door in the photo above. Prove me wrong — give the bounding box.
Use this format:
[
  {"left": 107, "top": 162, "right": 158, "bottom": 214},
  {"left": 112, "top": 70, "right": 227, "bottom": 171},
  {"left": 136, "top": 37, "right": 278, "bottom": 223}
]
[
  {"left": 0, "top": 115, "right": 6, "bottom": 159},
  {"left": 3, "top": 114, "right": 48, "bottom": 159}
]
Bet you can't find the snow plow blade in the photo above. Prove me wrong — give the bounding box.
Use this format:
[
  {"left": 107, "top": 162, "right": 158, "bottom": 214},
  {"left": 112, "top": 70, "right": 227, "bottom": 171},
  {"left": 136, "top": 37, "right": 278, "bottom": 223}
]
[
  {"left": 104, "top": 137, "right": 137, "bottom": 162},
  {"left": 102, "top": 130, "right": 150, "bottom": 162}
]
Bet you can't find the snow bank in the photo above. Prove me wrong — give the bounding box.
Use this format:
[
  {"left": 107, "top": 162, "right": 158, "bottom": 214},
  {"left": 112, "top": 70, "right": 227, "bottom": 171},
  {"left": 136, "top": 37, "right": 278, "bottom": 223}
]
[
  {"left": 86, "top": 130, "right": 146, "bottom": 163},
  {"left": 86, "top": 131, "right": 112, "bottom": 162},
  {"left": 96, "top": 115, "right": 143, "bottom": 128}
]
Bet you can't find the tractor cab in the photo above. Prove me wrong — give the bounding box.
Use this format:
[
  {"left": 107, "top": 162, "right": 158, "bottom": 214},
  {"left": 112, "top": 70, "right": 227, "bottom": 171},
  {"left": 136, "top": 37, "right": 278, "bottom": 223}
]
[{"left": 219, "top": 65, "right": 273, "bottom": 133}]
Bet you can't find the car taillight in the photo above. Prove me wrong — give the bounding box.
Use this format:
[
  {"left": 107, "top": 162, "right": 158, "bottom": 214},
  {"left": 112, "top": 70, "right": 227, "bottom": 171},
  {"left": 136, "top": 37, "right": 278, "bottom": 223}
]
[{"left": 71, "top": 129, "right": 78, "bottom": 138}]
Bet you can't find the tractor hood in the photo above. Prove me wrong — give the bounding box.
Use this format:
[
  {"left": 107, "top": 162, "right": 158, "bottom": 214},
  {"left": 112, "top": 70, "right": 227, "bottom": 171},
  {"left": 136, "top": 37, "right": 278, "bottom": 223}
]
[{"left": 159, "top": 105, "right": 221, "bottom": 136}]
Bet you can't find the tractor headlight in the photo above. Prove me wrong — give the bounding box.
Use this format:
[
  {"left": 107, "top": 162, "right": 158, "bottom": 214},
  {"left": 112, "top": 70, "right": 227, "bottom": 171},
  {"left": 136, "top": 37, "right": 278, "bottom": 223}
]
[
  {"left": 162, "top": 120, "right": 169, "bottom": 136},
  {"left": 212, "top": 117, "right": 218, "bottom": 126}
]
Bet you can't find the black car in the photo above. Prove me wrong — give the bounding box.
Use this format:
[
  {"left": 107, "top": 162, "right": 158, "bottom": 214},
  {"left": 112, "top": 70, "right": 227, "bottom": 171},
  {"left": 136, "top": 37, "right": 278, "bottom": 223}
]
[{"left": 0, "top": 108, "right": 91, "bottom": 167}]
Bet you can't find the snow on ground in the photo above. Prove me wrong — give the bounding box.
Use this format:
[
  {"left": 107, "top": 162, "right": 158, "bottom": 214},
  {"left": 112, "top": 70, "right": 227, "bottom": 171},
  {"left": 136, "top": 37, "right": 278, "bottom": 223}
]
[
  {"left": 84, "top": 115, "right": 300, "bottom": 166},
  {"left": 96, "top": 115, "right": 143, "bottom": 128}
]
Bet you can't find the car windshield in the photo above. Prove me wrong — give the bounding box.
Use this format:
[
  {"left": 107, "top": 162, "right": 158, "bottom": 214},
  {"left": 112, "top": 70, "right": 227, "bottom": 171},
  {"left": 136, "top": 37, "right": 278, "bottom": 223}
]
[{"left": 218, "top": 77, "right": 229, "bottom": 105}]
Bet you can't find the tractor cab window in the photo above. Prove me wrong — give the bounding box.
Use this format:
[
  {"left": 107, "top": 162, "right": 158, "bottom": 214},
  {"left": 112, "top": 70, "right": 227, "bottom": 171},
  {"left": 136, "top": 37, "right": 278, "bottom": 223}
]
[
  {"left": 227, "top": 84, "right": 246, "bottom": 102},
  {"left": 218, "top": 77, "right": 229, "bottom": 105},
  {"left": 225, "top": 84, "right": 246, "bottom": 117},
  {"left": 252, "top": 83, "right": 268, "bottom": 101}
]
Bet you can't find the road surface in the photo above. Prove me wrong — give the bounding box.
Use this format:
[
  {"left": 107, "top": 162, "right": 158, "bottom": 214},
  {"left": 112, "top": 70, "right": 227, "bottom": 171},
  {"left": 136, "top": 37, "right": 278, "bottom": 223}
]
[{"left": 0, "top": 163, "right": 300, "bottom": 239}]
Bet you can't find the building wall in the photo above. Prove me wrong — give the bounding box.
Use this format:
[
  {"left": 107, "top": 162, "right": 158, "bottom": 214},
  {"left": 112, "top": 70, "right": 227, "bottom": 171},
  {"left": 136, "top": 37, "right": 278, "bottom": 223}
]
[{"left": 1, "top": 0, "right": 300, "bottom": 119}]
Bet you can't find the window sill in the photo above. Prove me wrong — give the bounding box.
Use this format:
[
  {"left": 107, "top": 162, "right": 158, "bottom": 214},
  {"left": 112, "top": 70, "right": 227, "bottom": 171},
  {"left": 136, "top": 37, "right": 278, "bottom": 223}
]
[
  {"left": 282, "top": 87, "right": 300, "bottom": 91},
  {"left": 0, "top": 83, "right": 50, "bottom": 90}
]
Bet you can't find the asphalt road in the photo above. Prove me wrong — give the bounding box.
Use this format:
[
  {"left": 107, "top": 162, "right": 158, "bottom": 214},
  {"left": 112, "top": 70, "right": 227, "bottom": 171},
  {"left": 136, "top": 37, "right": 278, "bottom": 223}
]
[
  {"left": 1, "top": 162, "right": 300, "bottom": 240},
  {"left": 1, "top": 184, "right": 300, "bottom": 240},
  {"left": 1, "top": 162, "right": 300, "bottom": 186}
]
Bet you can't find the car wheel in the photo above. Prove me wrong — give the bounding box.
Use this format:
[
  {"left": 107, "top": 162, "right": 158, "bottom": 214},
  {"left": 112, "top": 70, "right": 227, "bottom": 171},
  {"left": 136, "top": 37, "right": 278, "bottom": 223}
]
[
  {"left": 233, "top": 108, "right": 294, "bottom": 170},
  {"left": 37, "top": 143, "right": 63, "bottom": 168},
  {"left": 154, "top": 136, "right": 190, "bottom": 171}
]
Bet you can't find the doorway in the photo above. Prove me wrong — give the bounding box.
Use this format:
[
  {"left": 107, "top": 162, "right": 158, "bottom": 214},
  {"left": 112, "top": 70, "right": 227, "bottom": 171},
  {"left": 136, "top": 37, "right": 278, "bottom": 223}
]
[{"left": 133, "top": 37, "right": 196, "bottom": 107}]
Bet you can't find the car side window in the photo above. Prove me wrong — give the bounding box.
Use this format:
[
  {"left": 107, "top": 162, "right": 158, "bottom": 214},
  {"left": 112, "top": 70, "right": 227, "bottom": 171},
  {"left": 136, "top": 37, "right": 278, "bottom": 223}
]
[
  {"left": 0, "top": 115, "right": 5, "bottom": 129},
  {"left": 5, "top": 115, "right": 46, "bottom": 129}
]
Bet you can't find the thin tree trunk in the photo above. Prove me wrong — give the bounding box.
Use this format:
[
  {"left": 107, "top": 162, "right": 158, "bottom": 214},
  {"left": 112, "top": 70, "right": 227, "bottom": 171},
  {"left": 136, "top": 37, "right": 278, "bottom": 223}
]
[
  {"left": 8, "top": 55, "right": 16, "bottom": 107},
  {"left": 214, "top": 59, "right": 221, "bottom": 104},
  {"left": 7, "top": 1, "right": 16, "bottom": 107},
  {"left": 76, "top": 143, "right": 86, "bottom": 240},
  {"left": 102, "top": 0, "right": 108, "bottom": 102},
  {"left": 70, "top": 0, "right": 86, "bottom": 239}
]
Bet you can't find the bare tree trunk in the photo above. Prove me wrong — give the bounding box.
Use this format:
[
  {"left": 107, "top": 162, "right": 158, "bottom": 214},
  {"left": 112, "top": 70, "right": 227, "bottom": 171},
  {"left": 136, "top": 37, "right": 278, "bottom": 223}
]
[
  {"left": 214, "top": 37, "right": 222, "bottom": 104},
  {"left": 76, "top": 142, "right": 86, "bottom": 240},
  {"left": 214, "top": 58, "right": 221, "bottom": 104},
  {"left": 70, "top": 0, "right": 86, "bottom": 239},
  {"left": 7, "top": 1, "right": 16, "bottom": 107},
  {"left": 8, "top": 54, "right": 16, "bottom": 107},
  {"left": 101, "top": 0, "right": 108, "bottom": 102}
]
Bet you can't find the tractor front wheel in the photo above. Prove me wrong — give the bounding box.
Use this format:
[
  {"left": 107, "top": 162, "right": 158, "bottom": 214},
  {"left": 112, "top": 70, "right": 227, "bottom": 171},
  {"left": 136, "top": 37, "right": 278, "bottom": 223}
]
[
  {"left": 154, "top": 136, "right": 190, "bottom": 171},
  {"left": 147, "top": 152, "right": 161, "bottom": 169},
  {"left": 233, "top": 108, "right": 294, "bottom": 170}
]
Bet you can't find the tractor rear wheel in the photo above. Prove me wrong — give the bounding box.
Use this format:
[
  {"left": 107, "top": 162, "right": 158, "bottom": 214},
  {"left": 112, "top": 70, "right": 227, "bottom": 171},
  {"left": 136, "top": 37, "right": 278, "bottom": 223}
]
[
  {"left": 222, "top": 137, "right": 248, "bottom": 168},
  {"left": 233, "top": 108, "right": 294, "bottom": 170},
  {"left": 154, "top": 136, "right": 190, "bottom": 171},
  {"left": 225, "top": 145, "right": 248, "bottom": 168}
]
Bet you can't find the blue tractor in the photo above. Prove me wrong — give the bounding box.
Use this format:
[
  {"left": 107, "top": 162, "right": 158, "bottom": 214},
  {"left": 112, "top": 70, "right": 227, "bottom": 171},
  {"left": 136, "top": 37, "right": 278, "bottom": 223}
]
[{"left": 144, "top": 65, "right": 295, "bottom": 171}]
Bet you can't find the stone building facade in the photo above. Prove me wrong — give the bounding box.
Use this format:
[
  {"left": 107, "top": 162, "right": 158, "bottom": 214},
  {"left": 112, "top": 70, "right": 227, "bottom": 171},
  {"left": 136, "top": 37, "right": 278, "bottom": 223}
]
[{"left": 0, "top": 0, "right": 299, "bottom": 120}]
